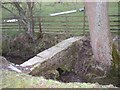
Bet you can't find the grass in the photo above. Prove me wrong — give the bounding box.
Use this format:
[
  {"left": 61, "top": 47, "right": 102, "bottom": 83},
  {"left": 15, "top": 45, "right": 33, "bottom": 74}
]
[
  {"left": 1, "top": 70, "right": 117, "bottom": 88},
  {"left": 2, "top": 29, "right": 25, "bottom": 38},
  {"left": 109, "top": 2, "right": 119, "bottom": 14},
  {"left": 31, "top": 2, "right": 82, "bottom": 16}
]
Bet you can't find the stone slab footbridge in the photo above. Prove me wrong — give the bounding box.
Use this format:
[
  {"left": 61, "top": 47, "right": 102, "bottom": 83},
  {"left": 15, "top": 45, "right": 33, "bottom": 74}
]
[{"left": 20, "top": 36, "right": 91, "bottom": 76}]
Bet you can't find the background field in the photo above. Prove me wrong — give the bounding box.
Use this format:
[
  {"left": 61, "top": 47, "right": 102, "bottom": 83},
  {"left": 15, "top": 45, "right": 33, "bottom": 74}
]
[{"left": 2, "top": 2, "right": 120, "bottom": 37}]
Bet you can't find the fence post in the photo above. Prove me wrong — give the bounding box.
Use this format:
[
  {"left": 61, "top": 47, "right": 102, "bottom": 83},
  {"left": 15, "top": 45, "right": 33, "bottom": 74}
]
[
  {"left": 18, "top": 19, "right": 21, "bottom": 31},
  {"left": 31, "top": 16, "right": 34, "bottom": 34},
  {"left": 83, "top": 9, "right": 86, "bottom": 36},
  {"left": 65, "top": 16, "right": 69, "bottom": 34},
  {"left": 38, "top": 16, "right": 42, "bottom": 34}
]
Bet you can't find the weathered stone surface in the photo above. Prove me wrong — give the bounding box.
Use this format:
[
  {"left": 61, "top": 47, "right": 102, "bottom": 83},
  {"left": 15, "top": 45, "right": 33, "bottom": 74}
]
[
  {"left": 20, "top": 36, "right": 83, "bottom": 75},
  {"left": 0, "top": 56, "right": 22, "bottom": 72},
  {"left": 20, "top": 56, "right": 44, "bottom": 67},
  {"left": 55, "top": 40, "right": 73, "bottom": 49},
  {"left": 0, "top": 56, "right": 11, "bottom": 69},
  {"left": 55, "top": 37, "right": 82, "bottom": 49},
  {"left": 37, "top": 46, "right": 63, "bottom": 59},
  {"left": 47, "top": 46, "right": 64, "bottom": 53}
]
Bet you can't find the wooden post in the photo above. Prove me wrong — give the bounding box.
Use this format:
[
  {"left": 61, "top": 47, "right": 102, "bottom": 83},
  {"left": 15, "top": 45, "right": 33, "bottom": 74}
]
[
  {"left": 31, "top": 16, "right": 34, "bottom": 34},
  {"left": 18, "top": 19, "right": 21, "bottom": 31},
  {"left": 38, "top": 16, "right": 42, "bottom": 34},
  {"left": 83, "top": 8, "right": 86, "bottom": 36},
  {"left": 65, "top": 16, "right": 68, "bottom": 33}
]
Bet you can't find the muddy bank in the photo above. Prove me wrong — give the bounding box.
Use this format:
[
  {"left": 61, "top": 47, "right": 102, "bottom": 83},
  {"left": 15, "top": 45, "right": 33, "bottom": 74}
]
[{"left": 2, "top": 32, "right": 72, "bottom": 64}]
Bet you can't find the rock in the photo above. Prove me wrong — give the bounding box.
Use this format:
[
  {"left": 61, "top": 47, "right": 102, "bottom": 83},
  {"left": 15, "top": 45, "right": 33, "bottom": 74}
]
[
  {"left": 0, "top": 56, "right": 21, "bottom": 72},
  {"left": 21, "top": 36, "right": 83, "bottom": 76},
  {"left": 41, "top": 70, "right": 59, "bottom": 80},
  {"left": 0, "top": 56, "right": 11, "bottom": 69}
]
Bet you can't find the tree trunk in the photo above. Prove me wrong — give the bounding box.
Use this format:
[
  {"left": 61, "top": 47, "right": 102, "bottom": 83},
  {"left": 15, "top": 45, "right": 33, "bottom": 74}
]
[
  {"left": 2, "top": 2, "right": 35, "bottom": 39},
  {"left": 26, "top": 2, "right": 34, "bottom": 39},
  {"left": 13, "top": 2, "right": 34, "bottom": 39},
  {"left": 84, "top": 1, "right": 112, "bottom": 72}
]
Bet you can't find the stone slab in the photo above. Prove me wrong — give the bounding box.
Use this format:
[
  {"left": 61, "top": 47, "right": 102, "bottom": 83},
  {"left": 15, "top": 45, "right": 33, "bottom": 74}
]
[
  {"left": 37, "top": 46, "right": 65, "bottom": 59},
  {"left": 21, "top": 36, "right": 84, "bottom": 75},
  {"left": 20, "top": 56, "right": 44, "bottom": 67},
  {"left": 55, "top": 37, "right": 82, "bottom": 48}
]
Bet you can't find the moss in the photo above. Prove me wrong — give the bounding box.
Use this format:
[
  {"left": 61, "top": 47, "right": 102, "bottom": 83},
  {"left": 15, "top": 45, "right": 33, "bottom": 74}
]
[
  {"left": 105, "top": 43, "right": 120, "bottom": 86},
  {"left": 0, "top": 70, "right": 117, "bottom": 88},
  {"left": 111, "top": 43, "right": 120, "bottom": 76},
  {"left": 112, "top": 44, "right": 120, "bottom": 66},
  {"left": 1, "top": 70, "right": 41, "bottom": 88}
]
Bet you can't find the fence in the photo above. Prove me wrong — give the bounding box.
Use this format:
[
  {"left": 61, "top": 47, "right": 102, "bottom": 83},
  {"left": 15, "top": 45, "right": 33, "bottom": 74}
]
[{"left": 2, "top": 14, "right": 120, "bottom": 36}]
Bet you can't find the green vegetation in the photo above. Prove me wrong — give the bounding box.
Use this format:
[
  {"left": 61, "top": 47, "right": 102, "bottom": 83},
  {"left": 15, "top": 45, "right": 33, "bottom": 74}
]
[
  {"left": 2, "top": 2, "right": 119, "bottom": 37},
  {"left": 0, "top": 70, "right": 116, "bottom": 88},
  {"left": 111, "top": 43, "right": 120, "bottom": 77},
  {"left": 109, "top": 2, "right": 118, "bottom": 14}
]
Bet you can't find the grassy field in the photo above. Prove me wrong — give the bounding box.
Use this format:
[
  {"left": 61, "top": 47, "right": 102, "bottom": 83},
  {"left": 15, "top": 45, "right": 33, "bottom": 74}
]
[{"left": 2, "top": 2, "right": 119, "bottom": 37}]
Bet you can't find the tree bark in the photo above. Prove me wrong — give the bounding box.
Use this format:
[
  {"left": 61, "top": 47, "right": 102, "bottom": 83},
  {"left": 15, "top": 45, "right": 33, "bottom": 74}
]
[{"left": 84, "top": 1, "right": 112, "bottom": 72}]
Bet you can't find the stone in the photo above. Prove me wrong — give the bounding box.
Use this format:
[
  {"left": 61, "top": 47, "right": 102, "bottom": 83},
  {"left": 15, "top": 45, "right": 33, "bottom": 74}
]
[
  {"left": 21, "top": 36, "right": 84, "bottom": 75},
  {"left": 30, "top": 38, "right": 80, "bottom": 75},
  {"left": 0, "top": 56, "right": 22, "bottom": 72},
  {"left": 20, "top": 56, "right": 45, "bottom": 67},
  {"left": 0, "top": 56, "right": 11, "bottom": 69},
  {"left": 37, "top": 46, "right": 63, "bottom": 59}
]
